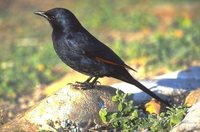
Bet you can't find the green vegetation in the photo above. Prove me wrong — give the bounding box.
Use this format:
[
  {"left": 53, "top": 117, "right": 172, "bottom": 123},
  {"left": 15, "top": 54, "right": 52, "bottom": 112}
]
[
  {"left": 122, "top": 22, "right": 200, "bottom": 71},
  {"left": 0, "top": 1, "right": 199, "bottom": 101},
  {"left": 0, "top": 43, "right": 66, "bottom": 100},
  {"left": 99, "top": 90, "right": 187, "bottom": 131}
]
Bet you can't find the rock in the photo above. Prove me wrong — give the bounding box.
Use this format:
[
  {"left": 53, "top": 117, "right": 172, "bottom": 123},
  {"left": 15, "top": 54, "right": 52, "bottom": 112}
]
[
  {"left": 171, "top": 101, "right": 200, "bottom": 132},
  {"left": 2, "top": 67, "right": 200, "bottom": 131},
  {"left": 185, "top": 88, "right": 200, "bottom": 107},
  {"left": 0, "top": 85, "right": 118, "bottom": 131},
  {"left": 0, "top": 116, "right": 38, "bottom": 132}
]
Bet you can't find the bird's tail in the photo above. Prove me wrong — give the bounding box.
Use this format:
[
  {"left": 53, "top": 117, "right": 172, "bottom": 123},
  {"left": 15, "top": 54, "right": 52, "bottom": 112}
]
[{"left": 112, "top": 71, "right": 171, "bottom": 107}]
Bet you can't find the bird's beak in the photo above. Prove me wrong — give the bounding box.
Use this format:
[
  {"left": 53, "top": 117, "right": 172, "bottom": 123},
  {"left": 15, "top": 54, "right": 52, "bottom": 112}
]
[{"left": 34, "top": 11, "right": 49, "bottom": 19}]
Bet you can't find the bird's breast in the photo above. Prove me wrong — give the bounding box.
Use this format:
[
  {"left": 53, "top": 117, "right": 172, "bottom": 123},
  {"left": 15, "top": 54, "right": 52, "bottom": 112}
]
[
  {"left": 51, "top": 33, "right": 114, "bottom": 77},
  {"left": 53, "top": 42, "right": 109, "bottom": 76}
]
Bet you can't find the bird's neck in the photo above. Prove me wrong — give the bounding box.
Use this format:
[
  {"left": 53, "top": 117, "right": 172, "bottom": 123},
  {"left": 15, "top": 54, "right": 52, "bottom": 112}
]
[
  {"left": 51, "top": 18, "right": 83, "bottom": 33},
  {"left": 52, "top": 24, "right": 84, "bottom": 41}
]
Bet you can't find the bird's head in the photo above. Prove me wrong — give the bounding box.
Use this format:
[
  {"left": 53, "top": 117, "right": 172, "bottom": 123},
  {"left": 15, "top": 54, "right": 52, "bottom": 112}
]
[{"left": 34, "top": 8, "right": 82, "bottom": 32}]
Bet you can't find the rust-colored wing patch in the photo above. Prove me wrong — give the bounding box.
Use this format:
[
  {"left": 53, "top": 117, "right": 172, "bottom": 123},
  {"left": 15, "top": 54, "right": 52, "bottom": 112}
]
[{"left": 95, "top": 57, "right": 137, "bottom": 72}]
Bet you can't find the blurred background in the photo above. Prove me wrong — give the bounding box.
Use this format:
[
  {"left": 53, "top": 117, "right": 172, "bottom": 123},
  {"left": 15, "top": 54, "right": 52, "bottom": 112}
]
[{"left": 0, "top": 0, "right": 199, "bottom": 110}]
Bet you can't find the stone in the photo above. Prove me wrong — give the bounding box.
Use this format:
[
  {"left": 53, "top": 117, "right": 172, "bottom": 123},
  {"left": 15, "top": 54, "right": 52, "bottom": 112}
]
[
  {"left": 171, "top": 101, "right": 200, "bottom": 132},
  {"left": 2, "top": 67, "right": 200, "bottom": 131},
  {"left": 185, "top": 88, "right": 200, "bottom": 107},
  {"left": 0, "top": 85, "right": 118, "bottom": 131}
]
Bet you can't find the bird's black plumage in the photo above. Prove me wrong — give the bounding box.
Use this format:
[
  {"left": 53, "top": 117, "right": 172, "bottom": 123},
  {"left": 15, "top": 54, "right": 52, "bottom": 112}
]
[{"left": 34, "top": 8, "right": 170, "bottom": 106}]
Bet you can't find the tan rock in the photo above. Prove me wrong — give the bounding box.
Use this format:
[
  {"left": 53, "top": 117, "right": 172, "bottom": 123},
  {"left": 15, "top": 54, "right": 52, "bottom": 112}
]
[
  {"left": 185, "top": 88, "right": 200, "bottom": 107},
  {"left": 0, "top": 85, "right": 118, "bottom": 131},
  {"left": 171, "top": 102, "right": 200, "bottom": 132}
]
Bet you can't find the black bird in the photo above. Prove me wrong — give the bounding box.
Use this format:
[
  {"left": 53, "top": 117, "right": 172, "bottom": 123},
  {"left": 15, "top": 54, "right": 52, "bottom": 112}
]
[{"left": 34, "top": 8, "right": 170, "bottom": 106}]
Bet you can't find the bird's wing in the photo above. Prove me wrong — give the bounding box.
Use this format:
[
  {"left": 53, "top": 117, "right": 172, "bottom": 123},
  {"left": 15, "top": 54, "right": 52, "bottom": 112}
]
[
  {"left": 85, "top": 43, "right": 137, "bottom": 72},
  {"left": 76, "top": 31, "right": 137, "bottom": 72}
]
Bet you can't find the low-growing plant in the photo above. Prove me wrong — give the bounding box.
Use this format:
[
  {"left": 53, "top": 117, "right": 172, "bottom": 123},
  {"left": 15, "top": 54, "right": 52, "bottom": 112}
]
[{"left": 99, "top": 90, "right": 187, "bottom": 131}]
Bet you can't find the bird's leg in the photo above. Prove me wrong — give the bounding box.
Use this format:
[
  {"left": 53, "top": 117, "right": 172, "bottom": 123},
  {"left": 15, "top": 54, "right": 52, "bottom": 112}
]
[
  {"left": 84, "top": 76, "right": 93, "bottom": 83},
  {"left": 72, "top": 76, "right": 94, "bottom": 89},
  {"left": 79, "top": 77, "right": 99, "bottom": 89},
  {"left": 75, "top": 76, "right": 93, "bottom": 85},
  {"left": 90, "top": 77, "right": 99, "bottom": 86},
  {"left": 72, "top": 77, "right": 100, "bottom": 89},
  {"left": 84, "top": 77, "right": 99, "bottom": 89}
]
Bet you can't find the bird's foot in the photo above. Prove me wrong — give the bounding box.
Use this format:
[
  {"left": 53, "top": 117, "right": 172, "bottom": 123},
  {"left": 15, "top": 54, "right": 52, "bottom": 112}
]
[
  {"left": 93, "top": 81, "right": 101, "bottom": 86},
  {"left": 76, "top": 81, "right": 92, "bottom": 89},
  {"left": 68, "top": 81, "right": 98, "bottom": 90}
]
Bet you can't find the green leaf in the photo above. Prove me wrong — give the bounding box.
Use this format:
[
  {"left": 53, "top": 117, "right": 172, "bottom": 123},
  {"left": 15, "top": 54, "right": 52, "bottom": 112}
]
[
  {"left": 170, "top": 114, "right": 180, "bottom": 125},
  {"left": 122, "top": 93, "right": 128, "bottom": 100},
  {"left": 118, "top": 102, "right": 124, "bottom": 112},
  {"left": 99, "top": 108, "right": 108, "bottom": 124},
  {"left": 128, "top": 100, "right": 133, "bottom": 106},
  {"left": 130, "top": 109, "right": 138, "bottom": 120},
  {"left": 112, "top": 95, "right": 119, "bottom": 102},
  {"left": 116, "top": 89, "right": 120, "bottom": 95},
  {"left": 110, "top": 113, "right": 118, "bottom": 120}
]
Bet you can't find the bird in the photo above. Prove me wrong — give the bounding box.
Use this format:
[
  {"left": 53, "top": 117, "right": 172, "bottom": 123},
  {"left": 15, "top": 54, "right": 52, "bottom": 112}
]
[{"left": 34, "top": 8, "right": 170, "bottom": 106}]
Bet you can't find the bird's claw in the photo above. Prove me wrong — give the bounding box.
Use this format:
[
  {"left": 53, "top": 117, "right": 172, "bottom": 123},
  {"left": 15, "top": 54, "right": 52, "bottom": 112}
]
[
  {"left": 93, "top": 81, "right": 101, "bottom": 85},
  {"left": 68, "top": 81, "right": 98, "bottom": 90}
]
